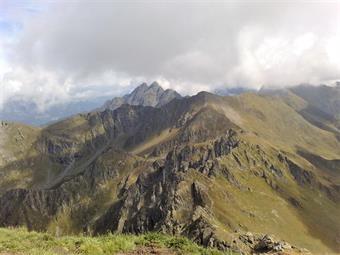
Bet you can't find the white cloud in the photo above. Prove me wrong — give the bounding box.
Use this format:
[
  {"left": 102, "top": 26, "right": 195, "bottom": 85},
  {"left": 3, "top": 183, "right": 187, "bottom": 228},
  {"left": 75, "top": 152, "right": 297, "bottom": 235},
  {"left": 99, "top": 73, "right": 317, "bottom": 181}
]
[{"left": 0, "top": 0, "right": 339, "bottom": 110}]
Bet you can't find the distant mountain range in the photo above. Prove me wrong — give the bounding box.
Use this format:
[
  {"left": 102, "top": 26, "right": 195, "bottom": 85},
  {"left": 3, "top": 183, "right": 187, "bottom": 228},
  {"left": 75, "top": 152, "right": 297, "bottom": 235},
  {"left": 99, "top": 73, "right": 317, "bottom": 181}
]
[
  {"left": 0, "top": 96, "right": 113, "bottom": 126},
  {"left": 2, "top": 82, "right": 339, "bottom": 129},
  {"left": 0, "top": 82, "right": 339, "bottom": 254},
  {"left": 0, "top": 82, "right": 182, "bottom": 126},
  {"left": 214, "top": 86, "right": 257, "bottom": 96},
  {"left": 260, "top": 83, "right": 340, "bottom": 134}
]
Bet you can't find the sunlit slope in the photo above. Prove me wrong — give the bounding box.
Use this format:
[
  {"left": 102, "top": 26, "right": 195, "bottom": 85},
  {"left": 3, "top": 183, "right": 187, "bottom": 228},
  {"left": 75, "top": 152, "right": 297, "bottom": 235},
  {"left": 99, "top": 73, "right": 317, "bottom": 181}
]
[
  {"left": 261, "top": 85, "right": 340, "bottom": 138},
  {"left": 291, "top": 84, "right": 340, "bottom": 122},
  {"left": 210, "top": 93, "right": 340, "bottom": 159}
]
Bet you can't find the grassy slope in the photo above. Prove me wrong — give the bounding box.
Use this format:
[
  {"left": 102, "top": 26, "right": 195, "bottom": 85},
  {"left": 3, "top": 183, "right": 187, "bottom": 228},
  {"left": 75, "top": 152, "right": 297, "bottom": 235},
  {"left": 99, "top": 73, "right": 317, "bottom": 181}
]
[
  {"left": 290, "top": 85, "right": 340, "bottom": 120},
  {"left": 0, "top": 122, "right": 43, "bottom": 193},
  {"left": 0, "top": 228, "right": 236, "bottom": 255},
  {"left": 130, "top": 128, "right": 179, "bottom": 155},
  {"left": 227, "top": 93, "right": 340, "bottom": 159}
]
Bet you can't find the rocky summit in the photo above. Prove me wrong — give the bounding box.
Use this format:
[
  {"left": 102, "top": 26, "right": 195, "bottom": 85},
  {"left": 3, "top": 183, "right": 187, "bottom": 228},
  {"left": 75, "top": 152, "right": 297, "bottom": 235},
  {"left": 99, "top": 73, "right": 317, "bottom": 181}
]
[
  {"left": 102, "top": 82, "right": 182, "bottom": 111},
  {"left": 0, "top": 83, "right": 339, "bottom": 255}
]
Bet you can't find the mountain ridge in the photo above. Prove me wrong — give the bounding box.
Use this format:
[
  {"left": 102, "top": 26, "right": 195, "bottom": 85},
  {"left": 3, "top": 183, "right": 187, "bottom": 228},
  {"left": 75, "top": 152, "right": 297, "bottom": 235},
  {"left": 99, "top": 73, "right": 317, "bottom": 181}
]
[{"left": 0, "top": 83, "right": 339, "bottom": 254}]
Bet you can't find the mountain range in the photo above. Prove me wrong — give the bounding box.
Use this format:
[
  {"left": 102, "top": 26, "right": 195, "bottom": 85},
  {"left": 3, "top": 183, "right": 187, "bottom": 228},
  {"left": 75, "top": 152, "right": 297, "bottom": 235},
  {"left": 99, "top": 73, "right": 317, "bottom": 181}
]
[
  {"left": 0, "top": 82, "right": 181, "bottom": 126},
  {"left": 0, "top": 95, "right": 115, "bottom": 126},
  {"left": 0, "top": 82, "right": 339, "bottom": 254}
]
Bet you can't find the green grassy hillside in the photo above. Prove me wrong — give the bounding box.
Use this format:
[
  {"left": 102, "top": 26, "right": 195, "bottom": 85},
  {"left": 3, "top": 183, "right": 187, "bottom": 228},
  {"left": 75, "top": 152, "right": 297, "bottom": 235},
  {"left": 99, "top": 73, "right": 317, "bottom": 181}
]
[
  {"left": 0, "top": 121, "right": 43, "bottom": 193},
  {"left": 0, "top": 228, "right": 234, "bottom": 255}
]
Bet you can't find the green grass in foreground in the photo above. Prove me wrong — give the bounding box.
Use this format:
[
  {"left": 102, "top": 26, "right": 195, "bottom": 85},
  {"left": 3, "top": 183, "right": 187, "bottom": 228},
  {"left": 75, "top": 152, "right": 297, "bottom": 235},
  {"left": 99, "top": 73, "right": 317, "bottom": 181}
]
[{"left": 0, "top": 227, "right": 237, "bottom": 255}]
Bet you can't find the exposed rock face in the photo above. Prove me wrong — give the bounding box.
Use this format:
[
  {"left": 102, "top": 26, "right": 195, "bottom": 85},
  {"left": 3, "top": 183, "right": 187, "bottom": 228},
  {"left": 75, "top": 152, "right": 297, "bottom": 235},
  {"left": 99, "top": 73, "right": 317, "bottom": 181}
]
[
  {"left": 102, "top": 82, "right": 182, "bottom": 111},
  {"left": 93, "top": 131, "right": 241, "bottom": 243},
  {"left": 183, "top": 216, "right": 229, "bottom": 249},
  {"left": 0, "top": 188, "right": 70, "bottom": 231}
]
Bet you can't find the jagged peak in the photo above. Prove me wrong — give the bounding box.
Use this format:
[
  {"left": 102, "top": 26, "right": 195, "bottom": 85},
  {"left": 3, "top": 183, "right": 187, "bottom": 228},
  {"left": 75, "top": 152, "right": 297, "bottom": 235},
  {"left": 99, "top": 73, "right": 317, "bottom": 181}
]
[
  {"left": 131, "top": 82, "right": 148, "bottom": 93},
  {"left": 102, "top": 81, "right": 182, "bottom": 110},
  {"left": 131, "top": 81, "right": 164, "bottom": 94},
  {"left": 149, "top": 81, "right": 163, "bottom": 90}
]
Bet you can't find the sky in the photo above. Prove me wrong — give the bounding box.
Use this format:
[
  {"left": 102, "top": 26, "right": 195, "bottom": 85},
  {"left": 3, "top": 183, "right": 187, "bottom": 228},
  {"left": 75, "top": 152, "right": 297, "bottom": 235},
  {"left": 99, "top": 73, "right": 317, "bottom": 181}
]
[{"left": 0, "top": 0, "right": 339, "bottom": 111}]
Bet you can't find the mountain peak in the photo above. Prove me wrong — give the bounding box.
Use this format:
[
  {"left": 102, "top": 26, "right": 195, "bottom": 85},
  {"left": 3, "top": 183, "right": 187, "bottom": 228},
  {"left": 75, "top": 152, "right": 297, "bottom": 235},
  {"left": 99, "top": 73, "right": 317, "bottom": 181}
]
[
  {"left": 132, "top": 82, "right": 148, "bottom": 92},
  {"left": 102, "top": 82, "right": 182, "bottom": 110},
  {"left": 149, "top": 81, "right": 162, "bottom": 90}
]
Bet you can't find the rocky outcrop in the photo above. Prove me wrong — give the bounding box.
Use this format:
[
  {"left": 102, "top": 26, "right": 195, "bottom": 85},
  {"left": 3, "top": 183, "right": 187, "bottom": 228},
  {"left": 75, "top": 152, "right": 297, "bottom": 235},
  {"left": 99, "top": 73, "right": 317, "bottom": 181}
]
[
  {"left": 253, "top": 234, "right": 291, "bottom": 253},
  {"left": 238, "top": 232, "right": 307, "bottom": 254},
  {"left": 287, "top": 160, "right": 316, "bottom": 186},
  {"left": 94, "top": 131, "right": 240, "bottom": 237},
  {"left": 94, "top": 162, "right": 181, "bottom": 235},
  {"left": 183, "top": 216, "right": 231, "bottom": 250},
  {"left": 191, "top": 182, "right": 207, "bottom": 207},
  {"left": 164, "top": 129, "right": 239, "bottom": 176}
]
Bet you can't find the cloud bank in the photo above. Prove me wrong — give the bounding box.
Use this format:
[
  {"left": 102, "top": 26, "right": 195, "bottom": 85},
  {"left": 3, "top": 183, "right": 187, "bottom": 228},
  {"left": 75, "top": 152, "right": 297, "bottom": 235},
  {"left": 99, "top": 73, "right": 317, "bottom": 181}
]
[{"left": 0, "top": 0, "right": 339, "bottom": 110}]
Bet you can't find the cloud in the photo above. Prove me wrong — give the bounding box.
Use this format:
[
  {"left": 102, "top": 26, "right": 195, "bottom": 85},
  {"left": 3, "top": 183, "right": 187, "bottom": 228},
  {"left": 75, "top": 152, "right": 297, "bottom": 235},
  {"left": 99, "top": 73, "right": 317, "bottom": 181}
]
[{"left": 0, "top": 0, "right": 339, "bottom": 110}]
